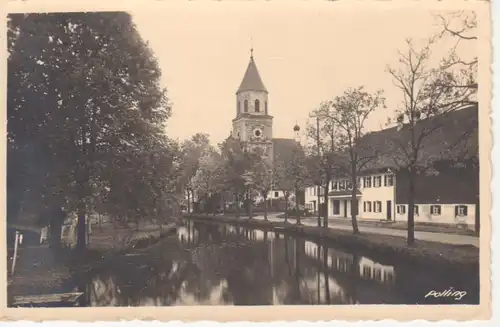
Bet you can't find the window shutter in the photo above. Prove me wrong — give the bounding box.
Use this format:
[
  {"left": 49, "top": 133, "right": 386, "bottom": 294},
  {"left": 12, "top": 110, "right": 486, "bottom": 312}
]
[
  {"left": 464, "top": 206, "right": 468, "bottom": 216},
  {"left": 455, "top": 205, "right": 458, "bottom": 217}
]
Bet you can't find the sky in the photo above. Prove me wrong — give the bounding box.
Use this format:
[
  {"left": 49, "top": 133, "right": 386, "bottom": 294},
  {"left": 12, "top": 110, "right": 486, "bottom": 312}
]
[{"left": 131, "top": 2, "right": 475, "bottom": 146}]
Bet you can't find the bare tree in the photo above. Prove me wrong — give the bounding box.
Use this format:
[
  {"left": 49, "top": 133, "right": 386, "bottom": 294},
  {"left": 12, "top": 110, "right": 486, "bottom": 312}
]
[
  {"left": 387, "top": 38, "right": 476, "bottom": 245},
  {"left": 306, "top": 112, "right": 338, "bottom": 228},
  {"left": 320, "top": 86, "right": 386, "bottom": 234},
  {"left": 435, "top": 11, "right": 477, "bottom": 85}
]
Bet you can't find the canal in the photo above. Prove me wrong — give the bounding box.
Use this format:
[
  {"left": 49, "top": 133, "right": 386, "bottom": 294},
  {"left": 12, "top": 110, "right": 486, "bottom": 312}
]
[{"left": 77, "top": 220, "right": 479, "bottom": 306}]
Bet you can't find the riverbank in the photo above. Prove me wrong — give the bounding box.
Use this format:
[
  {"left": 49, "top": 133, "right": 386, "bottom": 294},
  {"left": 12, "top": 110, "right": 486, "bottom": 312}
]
[
  {"left": 275, "top": 214, "right": 476, "bottom": 236},
  {"left": 185, "top": 214, "right": 479, "bottom": 272},
  {"left": 7, "top": 222, "right": 180, "bottom": 300}
]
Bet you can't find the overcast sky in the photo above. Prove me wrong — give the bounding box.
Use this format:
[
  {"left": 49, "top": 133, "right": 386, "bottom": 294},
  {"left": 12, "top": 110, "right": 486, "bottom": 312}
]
[{"left": 131, "top": 2, "right": 475, "bottom": 146}]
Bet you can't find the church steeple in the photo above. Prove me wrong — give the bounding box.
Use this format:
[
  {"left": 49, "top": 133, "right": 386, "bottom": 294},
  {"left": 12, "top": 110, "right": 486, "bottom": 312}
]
[{"left": 237, "top": 50, "right": 268, "bottom": 94}]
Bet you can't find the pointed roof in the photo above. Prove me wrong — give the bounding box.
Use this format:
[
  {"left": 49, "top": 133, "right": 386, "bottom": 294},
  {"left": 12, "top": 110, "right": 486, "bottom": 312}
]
[{"left": 237, "top": 53, "right": 268, "bottom": 94}]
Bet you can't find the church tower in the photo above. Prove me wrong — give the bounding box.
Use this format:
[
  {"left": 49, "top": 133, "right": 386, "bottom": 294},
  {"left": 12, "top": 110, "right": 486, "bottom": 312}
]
[{"left": 232, "top": 49, "right": 274, "bottom": 161}]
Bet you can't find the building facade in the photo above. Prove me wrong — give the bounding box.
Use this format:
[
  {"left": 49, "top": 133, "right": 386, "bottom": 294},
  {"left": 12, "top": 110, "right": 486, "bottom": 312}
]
[{"left": 305, "top": 105, "right": 478, "bottom": 228}]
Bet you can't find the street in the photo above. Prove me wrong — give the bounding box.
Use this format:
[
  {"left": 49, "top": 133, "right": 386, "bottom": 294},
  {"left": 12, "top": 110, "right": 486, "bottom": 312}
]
[{"left": 252, "top": 214, "right": 479, "bottom": 248}]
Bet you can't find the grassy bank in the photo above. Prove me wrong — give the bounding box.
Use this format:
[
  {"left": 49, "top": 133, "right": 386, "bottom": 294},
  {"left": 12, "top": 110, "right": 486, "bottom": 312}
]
[
  {"left": 7, "top": 222, "right": 179, "bottom": 298},
  {"left": 185, "top": 214, "right": 479, "bottom": 272}
]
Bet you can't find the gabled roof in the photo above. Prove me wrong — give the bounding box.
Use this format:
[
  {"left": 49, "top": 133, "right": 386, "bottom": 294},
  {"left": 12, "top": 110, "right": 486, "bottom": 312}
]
[
  {"left": 237, "top": 55, "right": 268, "bottom": 94},
  {"left": 357, "top": 104, "right": 478, "bottom": 171}
]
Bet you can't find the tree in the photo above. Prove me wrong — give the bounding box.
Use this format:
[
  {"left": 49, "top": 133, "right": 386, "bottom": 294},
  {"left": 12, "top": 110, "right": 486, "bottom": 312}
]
[
  {"left": 320, "top": 86, "right": 386, "bottom": 234},
  {"left": 191, "top": 149, "right": 224, "bottom": 215},
  {"left": 435, "top": 11, "right": 477, "bottom": 89},
  {"left": 8, "top": 12, "right": 172, "bottom": 253},
  {"left": 218, "top": 137, "right": 255, "bottom": 218},
  {"left": 250, "top": 158, "right": 274, "bottom": 221},
  {"left": 274, "top": 145, "right": 309, "bottom": 224},
  {"left": 306, "top": 111, "right": 340, "bottom": 228},
  {"left": 179, "top": 133, "right": 212, "bottom": 214},
  {"left": 387, "top": 38, "right": 476, "bottom": 245},
  {"left": 435, "top": 11, "right": 479, "bottom": 235}
]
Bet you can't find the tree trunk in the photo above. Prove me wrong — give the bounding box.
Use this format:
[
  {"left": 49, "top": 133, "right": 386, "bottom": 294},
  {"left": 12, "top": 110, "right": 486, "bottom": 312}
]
[
  {"left": 323, "top": 180, "right": 330, "bottom": 228},
  {"left": 295, "top": 187, "right": 301, "bottom": 225},
  {"left": 187, "top": 190, "right": 191, "bottom": 214},
  {"left": 317, "top": 185, "right": 321, "bottom": 227},
  {"left": 263, "top": 195, "right": 268, "bottom": 221},
  {"left": 285, "top": 197, "right": 289, "bottom": 221},
  {"left": 247, "top": 190, "right": 253, "bottom": 219},
  {"left": 350, "top": 169, "right": 360, "bottom": 234},
  {"left": 235, "top": 192, "right": 240, "bottom": 218},
  {"left": 407, "top": 167, "right": 416, "bottom": 246},
  {"left": 76, "top": 203, "right": 87, "bottom": 254}
]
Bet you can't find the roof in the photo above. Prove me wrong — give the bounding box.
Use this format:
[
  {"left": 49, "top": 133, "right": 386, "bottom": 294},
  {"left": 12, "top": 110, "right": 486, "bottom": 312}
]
[
  {"left": 395, "top": 163, "right": 478, "bottom": 204},
  {"left": 237, "top": 55, "right": 268, "bottom": 94},
  {"left": 357, "top": 104, "right": 478, "bottom": 172}
]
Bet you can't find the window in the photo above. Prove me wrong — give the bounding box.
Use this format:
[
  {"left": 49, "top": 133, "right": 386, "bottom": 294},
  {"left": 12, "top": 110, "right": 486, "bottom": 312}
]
[
  {"left": 237, "top": 101, "right": 241, "bottom": 114},
  {"left": 455, "top": 205, "right": 468, "bottom": 217},
  {"left": 339, "top": 180, "right": 346, "bottom": 190},
  {"left": 364, "top": 201, "right": 372, "bottom": 212},
  {"left": 375, "top": 201, "right": 382, "bottom": 213},
  {"left": 332, "top": 181, "right": 338, "bottom": 190},
  {"left": 274, "top": 191, "right": 279, "bottom": 198},
  {"left": 414, "top": 205, "right": 419, "bottom": 216},
  {"left": 333, "top": 200, "right": 340, "bottom": 215},
  {"left": 313, "top": 188, "right": 316, "bottom": 196},
  {"left": 265, "top": 101, "right": 268, "bottom": 114},
  {"left": 384, "top": 175, "right": 394, "bottom": 187},
  {"left": 374, "top": 176, "right": 382, "bottom": 188},
  {"left": 357, "top": 178, "right": 361, "bottom": 188},
  {"left": 397, "top": 205, "right": 406, "bottom": 214},
  {"left": 363, "top": 176, "right": 372, "bottom": 188},
  {"left": 431, "top": 205, "right": 441, "bottom": 215},
  {"left": 255, "top": 99, "right": 260, "bottom": 112},
  {"left": 244, "top": 99, "right": 248, "bottom": 112},
  {"left": 347, "top": 180, "right": 353, "bottom": 190}
]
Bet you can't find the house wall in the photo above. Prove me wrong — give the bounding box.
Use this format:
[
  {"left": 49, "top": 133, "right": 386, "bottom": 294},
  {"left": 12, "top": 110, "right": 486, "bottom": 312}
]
[
  {"left": 304, "top": 185, "right": 325, "bottom": 213},
  {"left": 358, "top": 173, "right": 395, "bottom": 221},
  {"left": 395, "top": 203, "right": 476, "bottom": 227}
]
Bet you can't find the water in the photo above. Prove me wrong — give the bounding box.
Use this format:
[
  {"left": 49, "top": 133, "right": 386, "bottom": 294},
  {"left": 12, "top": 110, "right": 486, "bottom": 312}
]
[{"left": 80, "top": 220, "right": 479, "bottom": 306}]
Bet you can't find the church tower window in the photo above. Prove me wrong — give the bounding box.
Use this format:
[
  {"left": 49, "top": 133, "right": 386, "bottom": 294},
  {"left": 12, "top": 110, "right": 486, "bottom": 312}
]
[
  {"left": 255, "top": 99, "right": 260, "bottom": 112},
  {"left": 237, "top": 101, "right": 241, "bottom": 115},
  {"left": 244, "top": 100, "right": 248, "bottom": 113},
  {"left": 265, "top": 101, "right": 268, "bottom": 114}
]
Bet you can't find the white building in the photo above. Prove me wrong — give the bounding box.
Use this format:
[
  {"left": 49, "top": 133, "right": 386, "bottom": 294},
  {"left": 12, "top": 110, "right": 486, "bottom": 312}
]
[{"left": 305, "top": 105, "right": 478, "bottom": 228}]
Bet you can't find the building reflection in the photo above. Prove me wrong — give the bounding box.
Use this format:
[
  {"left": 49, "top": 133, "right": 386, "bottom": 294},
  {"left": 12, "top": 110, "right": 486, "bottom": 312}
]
[{"left": 87, "top": 220, "right": 401, "bottom": 306}]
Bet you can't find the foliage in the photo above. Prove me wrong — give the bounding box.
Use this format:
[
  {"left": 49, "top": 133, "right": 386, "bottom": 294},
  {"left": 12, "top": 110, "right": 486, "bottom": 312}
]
[{"left": 7, "top": 12, "right": 175, "bottom": 250}]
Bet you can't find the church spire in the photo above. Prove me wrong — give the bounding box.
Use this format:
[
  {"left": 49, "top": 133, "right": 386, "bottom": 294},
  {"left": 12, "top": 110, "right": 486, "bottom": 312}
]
[{"left": 237, "top": 48, "right": 268, "bottom": 94}]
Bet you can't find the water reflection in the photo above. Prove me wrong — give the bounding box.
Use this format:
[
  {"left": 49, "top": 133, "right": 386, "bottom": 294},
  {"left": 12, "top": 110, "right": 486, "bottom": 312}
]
[{"left": 83, "top": 220, "right": 479, "bottom": 306}]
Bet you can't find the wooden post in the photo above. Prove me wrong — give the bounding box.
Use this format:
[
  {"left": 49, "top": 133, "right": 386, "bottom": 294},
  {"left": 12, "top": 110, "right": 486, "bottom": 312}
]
[{"left": 11, "top": 231, "right": 19, "bottom": 275}]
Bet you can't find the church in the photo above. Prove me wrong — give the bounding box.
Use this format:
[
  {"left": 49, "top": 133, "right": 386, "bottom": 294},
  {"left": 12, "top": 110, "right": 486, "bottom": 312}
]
[{"left": 232, "top": 50, "right": 302, "bottom": 205}]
